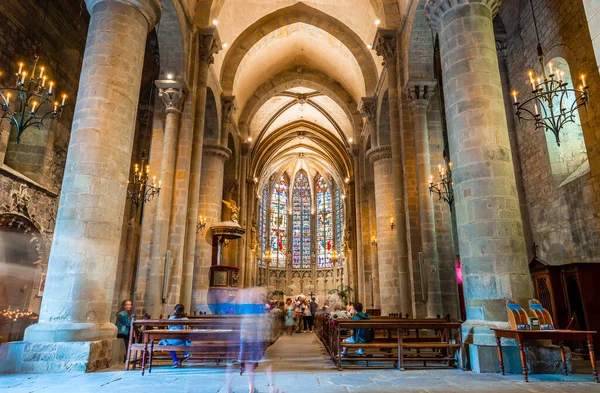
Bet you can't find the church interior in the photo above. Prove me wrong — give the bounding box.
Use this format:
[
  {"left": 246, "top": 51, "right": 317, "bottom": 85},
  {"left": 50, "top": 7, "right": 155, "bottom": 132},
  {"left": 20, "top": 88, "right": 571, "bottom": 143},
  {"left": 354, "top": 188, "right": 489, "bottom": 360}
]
[{"left": 2, "top": 0, "right": 600, "bottom": 391}]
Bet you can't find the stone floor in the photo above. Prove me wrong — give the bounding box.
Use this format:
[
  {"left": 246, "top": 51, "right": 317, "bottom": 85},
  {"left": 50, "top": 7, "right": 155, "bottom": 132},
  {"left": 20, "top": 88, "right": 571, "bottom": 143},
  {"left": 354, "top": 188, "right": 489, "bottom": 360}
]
[{"left": 2, "top": 333, "right": 600, "bottom": 393}]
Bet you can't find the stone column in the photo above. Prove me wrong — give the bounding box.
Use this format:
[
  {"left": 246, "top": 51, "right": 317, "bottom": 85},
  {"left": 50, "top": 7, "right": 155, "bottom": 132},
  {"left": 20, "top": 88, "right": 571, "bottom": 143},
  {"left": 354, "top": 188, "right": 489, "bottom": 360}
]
[
  {"left": 373, "top": 30, "right": 412, "bottom": 314},
  {"left": 367, "top": 146, "right": 400, "bottom": 315},
  {"left": 180, "top": 30, "right": 219, "bottom": 310},
  {"left": 583, "top": 0, "right": 600, "bottom": 75},
  {"left": 20, "top": 0, "right": 159, "bottom": 370},
  {"left": 145, "top": 81, "right": 184, "bottom": 318},
  {"left": 191, "top": 145, "right": 231, "bottom": 312},
  {"left": 237, "top": 146, "right": 250, "bottom": 284},
  {"left": 426, "top": 0, "right": 534, "bottom": 371},
  {"left": 406, "top": 81, "right": 443, "bottom": 317}
]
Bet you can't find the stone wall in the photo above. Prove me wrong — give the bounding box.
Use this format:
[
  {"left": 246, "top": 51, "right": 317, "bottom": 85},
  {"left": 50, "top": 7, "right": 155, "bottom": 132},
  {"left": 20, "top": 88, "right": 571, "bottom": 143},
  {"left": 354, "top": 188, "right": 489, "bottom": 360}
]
[{"left": 500, "top": 0, "right": 600, "bottom": 263}]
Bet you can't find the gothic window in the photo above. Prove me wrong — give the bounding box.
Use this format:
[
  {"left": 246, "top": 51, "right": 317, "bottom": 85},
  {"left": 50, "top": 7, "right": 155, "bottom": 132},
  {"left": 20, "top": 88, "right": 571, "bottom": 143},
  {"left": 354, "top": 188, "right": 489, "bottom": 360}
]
[
  {"left": 316, "top": 175, "right": 333, "bottom": 268},
  {"left": 292, "top": 172, "right": 311, "bottom": 269},
  {"left": 269, "top": 177, "right": 288, "bottom": 268},
  {"left": 258, "top": 186, "right": 268, "bottom": 266},
  {"left": 335, "top": 183, "right": 343, "bottom": 265}
]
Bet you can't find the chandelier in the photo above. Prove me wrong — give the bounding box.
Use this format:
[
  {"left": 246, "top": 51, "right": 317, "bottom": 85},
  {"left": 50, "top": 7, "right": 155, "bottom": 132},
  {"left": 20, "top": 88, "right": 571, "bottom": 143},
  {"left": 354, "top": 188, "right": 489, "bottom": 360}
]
[
  {"left": 429, "top": 161, "right": 454, "bottom": 210},
  {"left": 511, "top": 0, "right": 589, "bottom": 146},
  {"left": 126, "top": 151, "right": 161, "bottom": 211},
  {"left": 0, "top": 57, "right": 66, "bottom": 144},
  {"left": 0, "top": 0, "right": 67, "bottom": 144}
]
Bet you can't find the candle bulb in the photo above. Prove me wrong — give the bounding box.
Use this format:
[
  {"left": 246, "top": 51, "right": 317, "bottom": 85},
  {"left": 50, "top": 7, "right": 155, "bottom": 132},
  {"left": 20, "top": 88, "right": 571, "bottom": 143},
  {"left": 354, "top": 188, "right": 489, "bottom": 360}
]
[
  {"left": 6, "top": 92, "right": 11, "bottom": 103},
  {"left": 41, "top": 76, "right": 46, "bottom": 87},
  {"left": 39, "top": 67, "right": 45, "bottom": 79},
  {"left": 537, "top": 77, "right": 541, "bottom": 90},
  {"left": 61, "top": 94, "right": 67, "bottom": 106},
  {"left": 153, "top": 175, "right": 156, "bottom": 186},
  {"left": 20, "top": 71, "right": 26, "bottom": 84},
  {"left": 48, "top": 82, "right": 53, "bottom": 95},
  {"left": 53, "top": 102, "right": 58, "bottom": 112},
  {"left": 534, "top": 103, "right": 539, "bottom": 116},
  {"left": 159, "top": 180, "right": 162, "bottom": 188},
  {"left": 512, "top": 90, "right": 518, "bottom": 103},
  {"left": 581, "top": 75, "right": 586, "bottom": 88},
  {"left": 548, "top": 63, "right": 554, "bottom": 76},
  {"left": 146, "top": 165, "right": 149, "bottom": 174},
  {"left": 18, "top": 62, "right": 23, "bottom": 74},
  {"left": 31, "top": 101, "right": 37, "bottom": 113}
]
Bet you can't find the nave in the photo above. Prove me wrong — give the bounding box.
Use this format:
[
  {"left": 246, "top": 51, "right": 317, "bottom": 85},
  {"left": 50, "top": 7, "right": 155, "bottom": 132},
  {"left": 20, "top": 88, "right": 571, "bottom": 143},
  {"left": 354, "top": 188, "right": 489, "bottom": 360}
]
[{"left": 2, "top": 333, "right": 598, "bottom": 393}]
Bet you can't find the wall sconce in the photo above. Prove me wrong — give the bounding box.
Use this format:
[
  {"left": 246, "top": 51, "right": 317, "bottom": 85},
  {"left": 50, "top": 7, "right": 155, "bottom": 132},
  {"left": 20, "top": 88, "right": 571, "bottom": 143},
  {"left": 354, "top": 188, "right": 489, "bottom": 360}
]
[
  {"left": 196, "top": 214, "right": 206, "bottom": 233},
  {"left": 389, "top": 217, "right": 396, "bottom": 230},
  {"left": 371, "top": 235, "right": 378, "bottom": 247}
]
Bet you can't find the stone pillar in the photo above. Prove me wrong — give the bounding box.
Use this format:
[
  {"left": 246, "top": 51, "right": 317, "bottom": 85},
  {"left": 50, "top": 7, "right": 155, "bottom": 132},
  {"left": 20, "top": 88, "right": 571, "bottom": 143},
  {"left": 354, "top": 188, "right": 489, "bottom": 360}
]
[
  {"left": 367, "top": 146, "right": 400, "bottom": 315},
  {"left": 583, "top": 0, "right": 600, "bottom": 75},
  {"left": 426, "top": 0, "right": 534, "bottom": 371},
  {"left": 180, "top": 30, "right": 219, "bottom": 310},
  {"left": 373, "top": 30, "right": 412, "bottom": 314},
  {"left": 191, "top": 145, "right": 231, "bottom": 312},
  {"left": 18, "top": 0, "right": 159, "bottom": 371},
  {"left": 406, "top": 81, "right": 443, "bottom": 317},
  {"left": 146, "top": 80, "right": 184, "bottom": 318},
  {"left": 237, "top": 146, "right": 250, "bottom": 284}
]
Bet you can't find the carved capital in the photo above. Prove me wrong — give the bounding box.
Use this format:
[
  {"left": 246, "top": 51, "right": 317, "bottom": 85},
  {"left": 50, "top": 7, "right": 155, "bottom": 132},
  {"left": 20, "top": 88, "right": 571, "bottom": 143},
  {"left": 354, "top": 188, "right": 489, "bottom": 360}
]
[
  {"left": 359, "top": 97, "right": 377, "bottom": 125},
  {"left": 156, "top": 80, "right": 185, "bottom": 114},
  {"left": 366, "top": 145, "right": 392, "bottom": 164},
  {"left": 425, "top": 0, "right": 502, "bottom": 33},
  {"left": 86, "top": 0, "right": 161, "bottom": 30},
  {"left": 373, "top": 29, "right": 397, "bottom": 68},
  {"left": 405, "top": 80, "right": 437, "bottom": 111},
  {"left": 198, "top": 27, "right": 220, "bottom": 66},
  {"left": 221, "top": 95, "right": 237, "bottom": 125},
  {"left": 203, "top": 144, "right": 232, "bottom": 161}
]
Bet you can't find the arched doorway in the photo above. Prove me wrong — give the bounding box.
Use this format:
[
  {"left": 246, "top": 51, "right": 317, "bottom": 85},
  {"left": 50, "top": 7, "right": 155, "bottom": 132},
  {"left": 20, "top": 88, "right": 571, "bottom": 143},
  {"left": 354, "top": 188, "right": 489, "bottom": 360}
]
[{"left": 0, "top": 213, "right": 45, "bottom": 342}]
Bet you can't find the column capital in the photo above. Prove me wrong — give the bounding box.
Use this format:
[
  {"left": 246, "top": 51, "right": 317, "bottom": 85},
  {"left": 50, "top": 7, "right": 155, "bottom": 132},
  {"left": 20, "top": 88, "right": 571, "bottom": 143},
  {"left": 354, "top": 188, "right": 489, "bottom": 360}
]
[
  {"left": 86, "top": 0, "right": 161, "bottom": 31},
  {"left": 203, "top": 144, "right": 232, "bottom": 161},
  {"left": 425, "top": 0, "right": 502, "bottom": 32},
  {"left": 405, "top": 80, "right": 437, "bottom": 111},
  {"left": 366, "top": 145, "right": 392, "bottom": 164},
  {"left": 156, "top": 80, "right": 185, "bottom": 114},
  {"left": 359, "top": 97, "right": 377, "bottom": 125},
  {"left": 222, "top": 95, "right": 237, "bottom": 125},
  {"left": 197, "top": 27, "right": 221, "bottom": 66},
  {"left": 373, "top": 29, "right": 397, "bottom": 67}
]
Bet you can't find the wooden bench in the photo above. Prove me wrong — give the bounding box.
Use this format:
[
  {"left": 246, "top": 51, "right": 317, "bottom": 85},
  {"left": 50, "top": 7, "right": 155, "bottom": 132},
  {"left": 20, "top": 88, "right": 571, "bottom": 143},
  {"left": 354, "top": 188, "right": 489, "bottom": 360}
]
[
  {"left": 125, "top": 314, "right": 279, "bottom": 374},
  {"left": 331, "top": 319, "right": 462, "bottom": 371}
]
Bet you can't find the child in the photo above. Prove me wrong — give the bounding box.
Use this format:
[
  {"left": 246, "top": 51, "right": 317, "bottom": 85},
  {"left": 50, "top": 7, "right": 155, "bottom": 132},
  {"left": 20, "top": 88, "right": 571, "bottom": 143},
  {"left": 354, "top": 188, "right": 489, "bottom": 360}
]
[{"left": 158, "top": 304, "right": 191, "bottom": 367}]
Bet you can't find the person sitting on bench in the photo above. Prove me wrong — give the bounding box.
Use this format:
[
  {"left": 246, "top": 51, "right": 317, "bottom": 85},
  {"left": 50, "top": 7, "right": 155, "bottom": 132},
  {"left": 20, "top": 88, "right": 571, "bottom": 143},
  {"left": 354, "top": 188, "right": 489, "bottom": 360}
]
[
  {"left": 341, "top": 302, "right": 374, "bottom": 356},
  {"left": 158, "top": 304, "right": 192, "bottom": 368}
]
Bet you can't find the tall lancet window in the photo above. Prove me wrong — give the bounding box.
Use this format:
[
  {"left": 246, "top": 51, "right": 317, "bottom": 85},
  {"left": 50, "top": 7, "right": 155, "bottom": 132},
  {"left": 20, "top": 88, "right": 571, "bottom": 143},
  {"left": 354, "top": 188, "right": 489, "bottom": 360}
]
[
  {"left": 269, "top": 177, "right": 288, "bottom": 268},
  {"left": 335, "top": 183, "right": 343, "bottom": 265},
  {"left": 258, "top": 186, "right": 268, "bottom": 266},
  {"left": 292, "top": 172, "right": 311, "bottom": 268},
  {"left": 316, "top": 175, "right": 333, "bottom": 268}
]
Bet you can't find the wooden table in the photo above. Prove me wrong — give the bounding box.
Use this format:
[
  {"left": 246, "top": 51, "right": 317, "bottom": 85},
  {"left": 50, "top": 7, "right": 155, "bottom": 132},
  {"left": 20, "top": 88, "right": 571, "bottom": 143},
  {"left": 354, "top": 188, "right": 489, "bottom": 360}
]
[{"left": 491, "top": 328, "right": 598, "bottom": 383}]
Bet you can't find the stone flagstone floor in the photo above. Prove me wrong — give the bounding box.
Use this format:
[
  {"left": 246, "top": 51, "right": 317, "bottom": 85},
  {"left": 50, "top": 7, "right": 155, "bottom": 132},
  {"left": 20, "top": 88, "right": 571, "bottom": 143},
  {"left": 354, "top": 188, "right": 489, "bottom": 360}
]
[{"left": 2, "top": 333, "right": 600, "bottom": 392}]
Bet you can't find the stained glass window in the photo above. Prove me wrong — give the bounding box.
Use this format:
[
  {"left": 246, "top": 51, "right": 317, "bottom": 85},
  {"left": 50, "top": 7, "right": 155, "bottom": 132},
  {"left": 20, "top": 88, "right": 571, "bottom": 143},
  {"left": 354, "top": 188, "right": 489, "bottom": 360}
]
[
  {"left": 258, "top": 186, "right": 268, "bottom": 266},
  {"left": 269, "top": 177, "right": 288, "bottom": 268},
  {"left": 292, "top": 172, "right": 311, "bottom": 268},
  {"left": 316, "top": 175, "right": 333, "bottom": 268},
  {"left": 335, "top": 183, "right": 343, "bottom": 266}
]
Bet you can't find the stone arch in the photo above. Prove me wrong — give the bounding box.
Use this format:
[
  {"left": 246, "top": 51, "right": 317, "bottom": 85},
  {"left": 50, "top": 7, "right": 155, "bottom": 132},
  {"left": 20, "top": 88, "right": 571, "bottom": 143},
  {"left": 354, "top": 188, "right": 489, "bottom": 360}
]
[
  {"left": 219, "top": 3, "right": 377, "bottom": 98},
  {"left": 378, "top": 90, "right": 391, "bottom": 147},
  {"left": 404, "top": 0, "right": 435, "bottom": 82},
  {"left": 157, "top": 0, "right": 188, "bottom": 79},
  {"left": 204, "top": 87, "right": 219, "bottom": 142},
  {"left": 0, "top": 213, "right": 46, "bottom": 313},
  {"left": 238, "top": 67, "right": 362, "bottom": 139},
  {"left": 194, "top": 0, "right": 401, "bottom": 29}
]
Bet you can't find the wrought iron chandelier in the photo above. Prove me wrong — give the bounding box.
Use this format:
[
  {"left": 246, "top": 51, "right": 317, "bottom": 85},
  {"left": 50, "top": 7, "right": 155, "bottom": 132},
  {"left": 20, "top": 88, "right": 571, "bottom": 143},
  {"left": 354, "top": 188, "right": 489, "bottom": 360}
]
[
  {"left": 126, "top": 151, "right": 160, "bottom": 211},
  {"left": 511, "top": 0, "right": 589, "bottom": 146},
  {"left": 429, "top": 161, "right": 454, "bottom": 210},
  {"left": 0, "top": 0, "right": 67, "bottom": 144}
]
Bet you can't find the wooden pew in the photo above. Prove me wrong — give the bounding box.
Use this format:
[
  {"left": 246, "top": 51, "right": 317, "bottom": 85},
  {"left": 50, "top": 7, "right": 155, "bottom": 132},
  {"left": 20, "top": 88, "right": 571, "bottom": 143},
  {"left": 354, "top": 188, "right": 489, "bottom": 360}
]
[
  {"left": 125, "top": 315, "right": 278, "bottom": 374},
  {"left": 329, "top": 319, "right": 462, "bottom": 371}
]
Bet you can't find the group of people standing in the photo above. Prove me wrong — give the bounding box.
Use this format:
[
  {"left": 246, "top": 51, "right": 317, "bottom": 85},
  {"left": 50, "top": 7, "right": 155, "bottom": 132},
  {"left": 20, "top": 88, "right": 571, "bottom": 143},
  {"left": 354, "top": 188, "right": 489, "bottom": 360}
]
[{"left": 277, "top": 295, "right": 318, "bottom": 335}]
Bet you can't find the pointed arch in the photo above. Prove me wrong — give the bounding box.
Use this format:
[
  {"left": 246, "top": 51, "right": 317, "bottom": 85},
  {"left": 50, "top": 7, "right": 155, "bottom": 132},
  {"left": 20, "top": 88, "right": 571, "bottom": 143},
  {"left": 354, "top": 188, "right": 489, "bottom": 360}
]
[{"left": 270, "top": 176, "right": 288, "bottom": 268}]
